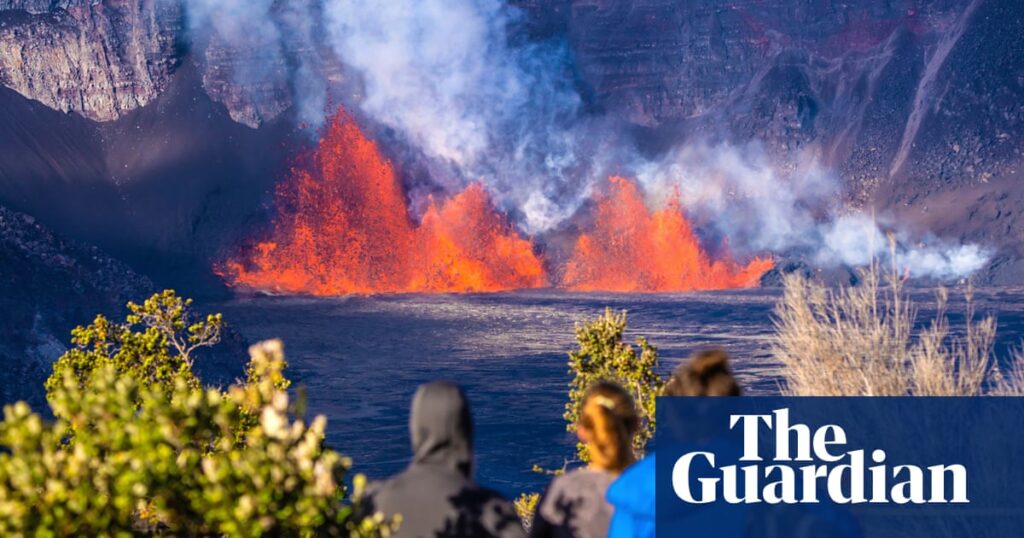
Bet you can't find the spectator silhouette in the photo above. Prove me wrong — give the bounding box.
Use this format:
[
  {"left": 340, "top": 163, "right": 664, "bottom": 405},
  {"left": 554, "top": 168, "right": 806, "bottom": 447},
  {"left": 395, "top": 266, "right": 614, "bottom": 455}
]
[
  {"left": 530, "top": 381, "right": 639, "bottom": 538},
  {"left": 364, "top": 381, "right": 524, "bottom": 538}
]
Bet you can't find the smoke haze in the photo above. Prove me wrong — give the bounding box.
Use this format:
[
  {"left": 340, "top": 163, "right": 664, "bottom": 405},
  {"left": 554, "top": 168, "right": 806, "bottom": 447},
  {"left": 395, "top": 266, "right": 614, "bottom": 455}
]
[
  {"left": 325, "top": 0, "right": 598, "bottom": 233},
  {"left": 634, "top": 144, "right": 990, "bottom": 279}
]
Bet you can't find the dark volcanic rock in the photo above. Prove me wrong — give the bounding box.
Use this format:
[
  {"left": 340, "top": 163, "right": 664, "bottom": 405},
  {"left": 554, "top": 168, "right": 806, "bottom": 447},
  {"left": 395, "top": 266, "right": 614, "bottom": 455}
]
[
  {"left": 0, "top": 204, "right": 152, "bottom": 407},
  {"left": 0, "top": 61, "right": 308, "bottom": 296},
  {"left": 758, "top": 256, "right": 860, "bottom": 288},
  {"left": 0, "top": 202, "right": 250, "bottom": 407}
]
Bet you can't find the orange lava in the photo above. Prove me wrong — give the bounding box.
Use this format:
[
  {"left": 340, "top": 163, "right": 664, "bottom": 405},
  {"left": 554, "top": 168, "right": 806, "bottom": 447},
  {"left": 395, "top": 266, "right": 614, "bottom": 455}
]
[
  {"left": 562, "top": 176, "right": 773, "bottom": 292},
  {"left": 218, "top": 110, "right": 547, "bottom": 294}
]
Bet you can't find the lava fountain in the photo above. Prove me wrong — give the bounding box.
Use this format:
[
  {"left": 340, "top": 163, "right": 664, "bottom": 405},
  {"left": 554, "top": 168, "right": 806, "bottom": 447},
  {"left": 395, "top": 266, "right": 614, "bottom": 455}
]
[
  {"left": 562, "top": 176, "right": 773, "bottom": 292},
  {"left": 218, "top": 110, "right": 547, "bottom": 294},
  {"left": 220, "top": 110, "right": 773, "bottom": 295}
]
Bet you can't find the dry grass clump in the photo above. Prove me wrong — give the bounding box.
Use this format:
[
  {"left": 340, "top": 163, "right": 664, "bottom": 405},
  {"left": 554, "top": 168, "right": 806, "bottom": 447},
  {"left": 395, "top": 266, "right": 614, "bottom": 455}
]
[
  {"left": 772, "top": 260, "right": 1020, "bottom": 396},
  {"left": 992, "top": 348, "right": 1024, "bottom": 396}
]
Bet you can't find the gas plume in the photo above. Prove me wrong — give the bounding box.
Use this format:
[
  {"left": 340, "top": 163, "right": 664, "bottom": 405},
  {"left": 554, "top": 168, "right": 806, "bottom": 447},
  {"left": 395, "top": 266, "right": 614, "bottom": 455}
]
[
  {"left": 324, "top": 0, "right": 595, "bottom": 233},
  {"left": 635, "top": 143, "right": 990, "bottom": 280},
  {"left": 183, "top": 0, "right": 329, "bottom": 127}
]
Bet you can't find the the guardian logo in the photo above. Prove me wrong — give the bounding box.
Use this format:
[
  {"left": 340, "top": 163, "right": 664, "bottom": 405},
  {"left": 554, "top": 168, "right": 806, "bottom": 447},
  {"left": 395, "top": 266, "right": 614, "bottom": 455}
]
[{"left": 672, "top": 408, "right": 969, "bottom": 505}]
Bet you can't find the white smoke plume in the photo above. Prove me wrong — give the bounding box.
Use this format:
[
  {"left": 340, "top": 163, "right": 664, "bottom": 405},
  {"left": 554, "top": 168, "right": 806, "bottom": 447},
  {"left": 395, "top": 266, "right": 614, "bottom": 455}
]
[
  {"left": 634, "top": 143, "right": 835, "bottom": 254},
  {"left": 323, "top": 0, "right": 991, "bottom": 280},
  {"left": 324, "top": 0, "right": 603, "bottom": 233},
  {"left": 819, "top": 215, "right": 990, "bottom": 279},
  {"left": 183, "top": 0, "right": 329, "bottom": 128},
  {"left": 634, "top": 144, "right": 991, "bottom": 279}
]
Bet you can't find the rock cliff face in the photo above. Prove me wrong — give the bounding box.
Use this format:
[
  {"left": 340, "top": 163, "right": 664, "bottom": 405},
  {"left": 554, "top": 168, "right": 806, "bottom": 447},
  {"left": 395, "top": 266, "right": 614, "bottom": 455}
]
[
  {"left": 190, "top": 0, "right": 345, "bottom": 128},
  {"left": 0, "top": 0, "right": 343, "bottom": 128},
  {"left": 560, "top": 0, "right": 1022, "bottom": 194},
  {"left": 3, "top": 0, "right": 1016, "bottom": 168},
  {"left": 0, "top": 0, "right": 182, "bottom": 122}
]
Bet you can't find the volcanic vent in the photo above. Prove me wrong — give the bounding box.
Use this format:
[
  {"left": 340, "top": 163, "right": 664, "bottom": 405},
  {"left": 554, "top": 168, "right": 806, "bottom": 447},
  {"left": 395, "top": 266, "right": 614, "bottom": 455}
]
[{"left": 219, "top": 109, "right": 773, "bottom": 294}]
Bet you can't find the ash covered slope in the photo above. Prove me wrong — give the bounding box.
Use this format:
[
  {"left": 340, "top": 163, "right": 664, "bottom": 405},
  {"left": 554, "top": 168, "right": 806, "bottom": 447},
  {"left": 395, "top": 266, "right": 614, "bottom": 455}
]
[
  {"left": 0, "top": 202, "right": 248, "bottom": 407},
  {"left": 0, "top": 62, "right": 306, "bottom": 294},
  {"left": 0, "top": 205, "right": 152, "bottom": 407}
]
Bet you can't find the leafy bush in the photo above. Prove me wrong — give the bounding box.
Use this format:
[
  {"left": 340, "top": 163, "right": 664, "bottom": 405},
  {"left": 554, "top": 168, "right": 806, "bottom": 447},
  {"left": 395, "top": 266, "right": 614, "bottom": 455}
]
[
  {"left": 44, "top": 290, "right": 223, "bottom": 403},
  {"left": 565, "top": 308, "right": 664, "bottom": 461},
  {"left": 513, "top": 492, "right": 540, "bottom": 532},
  {"left": 516, "top": 309, "right": 665, "bottom": 528},
  {"left": 0, "top": 292, "right": 393, "bottom": 537}
]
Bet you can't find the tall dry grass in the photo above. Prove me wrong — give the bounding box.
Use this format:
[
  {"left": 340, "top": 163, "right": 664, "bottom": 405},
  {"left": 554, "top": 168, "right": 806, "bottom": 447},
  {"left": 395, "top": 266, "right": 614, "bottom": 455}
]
[
  {"left": 772, "top": 259, "right": 1022, "bottom": 396},
  {"left": 992, "top": 347, "right": 1024, "bottom": 396}
]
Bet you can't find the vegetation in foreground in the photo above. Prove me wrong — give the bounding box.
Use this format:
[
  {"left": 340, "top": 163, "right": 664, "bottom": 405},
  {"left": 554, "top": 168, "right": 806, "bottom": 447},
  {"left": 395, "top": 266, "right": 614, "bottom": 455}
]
[
  {"left": 4, "top": 262, "right": 1024, "bottom": 534},
  {"left": 774, "top": 263, "right": 1024, "bottom": 396},
  {"left": 0, "top": 291, "right": 393, "bottom": 537},
  {"left": 516, "top": 263, "right": 1024, "bottom": 526}
]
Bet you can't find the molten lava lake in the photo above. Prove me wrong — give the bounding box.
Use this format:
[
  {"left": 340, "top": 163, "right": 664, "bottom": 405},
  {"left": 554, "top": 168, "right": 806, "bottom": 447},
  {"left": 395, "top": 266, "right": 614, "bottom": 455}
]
[{"left": 213, "top": 288, "right": 1024, "bottom": 497}]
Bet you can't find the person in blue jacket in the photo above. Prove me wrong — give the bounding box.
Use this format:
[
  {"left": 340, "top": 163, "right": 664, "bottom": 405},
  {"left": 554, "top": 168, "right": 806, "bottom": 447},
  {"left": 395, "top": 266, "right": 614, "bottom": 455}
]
[
  {"left": 605, "top": 349, "right": 741, "bottom": 538},
  {"left": 606, "top": 350, "right": 861, "bottom": 538}
]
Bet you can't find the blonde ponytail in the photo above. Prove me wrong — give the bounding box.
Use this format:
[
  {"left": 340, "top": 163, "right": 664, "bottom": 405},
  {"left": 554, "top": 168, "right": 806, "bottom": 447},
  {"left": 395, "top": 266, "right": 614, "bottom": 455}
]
[{"left": 579, "top": 381, "right": 639, "bottom": 473}]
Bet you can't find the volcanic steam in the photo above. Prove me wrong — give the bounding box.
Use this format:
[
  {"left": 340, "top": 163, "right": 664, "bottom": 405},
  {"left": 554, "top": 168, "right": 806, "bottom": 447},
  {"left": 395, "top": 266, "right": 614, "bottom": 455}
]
[{"left": 220, "top": 110, "right": 773, "bottom": 294}]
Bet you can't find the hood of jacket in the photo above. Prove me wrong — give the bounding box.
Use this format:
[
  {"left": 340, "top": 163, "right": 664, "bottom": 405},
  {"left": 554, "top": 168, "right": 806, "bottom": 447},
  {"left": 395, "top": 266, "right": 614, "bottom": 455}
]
[{"left": 409, "top": 380, "right": 474, "bottom": 477}]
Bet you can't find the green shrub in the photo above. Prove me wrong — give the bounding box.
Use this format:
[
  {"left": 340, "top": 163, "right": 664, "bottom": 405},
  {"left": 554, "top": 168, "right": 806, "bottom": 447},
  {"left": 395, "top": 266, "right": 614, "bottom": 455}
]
[
  {"left": 44, "top": 290, "right": 223, "bottom": 404},
  {"left": 517, "top": 309, "right": 666, "bottom": 528},
  {"left": 565, "top": 308, "right": 664, "bottom": 461},
  {"left": 0, "top": 292, "right": 394, "bottom": 537},
  {"left": 513, "top": 492, "right": 540, "bottom": 532}
]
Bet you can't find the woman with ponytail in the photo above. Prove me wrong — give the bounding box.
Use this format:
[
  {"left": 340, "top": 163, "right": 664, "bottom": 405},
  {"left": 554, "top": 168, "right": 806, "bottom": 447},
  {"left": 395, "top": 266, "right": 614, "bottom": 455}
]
[{"left": 530, "top": 381, "right": 639, "bottom": 538}]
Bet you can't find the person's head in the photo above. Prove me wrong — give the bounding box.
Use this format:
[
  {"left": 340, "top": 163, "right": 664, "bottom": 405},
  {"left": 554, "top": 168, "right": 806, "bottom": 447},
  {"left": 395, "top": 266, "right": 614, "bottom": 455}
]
[
  {"left": 409, "top": 381, "right": 474, "bottom": 476},
  {"left": 578, "top": 381, "right": 640, "bottom": 474},
  {"left": 665, "top": 348, "right": 742, "bottom": 397}
]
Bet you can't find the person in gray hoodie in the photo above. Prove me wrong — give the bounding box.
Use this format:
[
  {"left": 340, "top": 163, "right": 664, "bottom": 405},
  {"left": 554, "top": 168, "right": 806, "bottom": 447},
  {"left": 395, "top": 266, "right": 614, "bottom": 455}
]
[{"left": 364, "top": 381, "right": 525, "bottom": 538}]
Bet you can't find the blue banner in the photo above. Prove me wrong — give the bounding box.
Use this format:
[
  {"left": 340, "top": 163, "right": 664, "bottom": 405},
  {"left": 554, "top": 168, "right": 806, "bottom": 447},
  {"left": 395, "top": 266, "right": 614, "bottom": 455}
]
[{"left": 654, "top": 397, "right": 1024, "bottom": 537}]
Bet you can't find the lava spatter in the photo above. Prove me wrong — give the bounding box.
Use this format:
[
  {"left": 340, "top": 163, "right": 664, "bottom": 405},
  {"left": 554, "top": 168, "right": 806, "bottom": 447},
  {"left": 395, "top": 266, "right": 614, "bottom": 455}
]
[{"left": 562, "top": 176, "right": 772, "bottom": 292}]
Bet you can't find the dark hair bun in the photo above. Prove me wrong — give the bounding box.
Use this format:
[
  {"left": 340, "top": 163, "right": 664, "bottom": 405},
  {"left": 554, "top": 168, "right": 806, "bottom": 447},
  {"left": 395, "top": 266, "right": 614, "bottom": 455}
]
[
  {"left": 665, "top": 348, "right": 742, "bottom": 397},
  {"left": 689, "top": 349, "right": 731, "bottom": 378}
]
